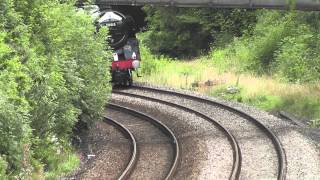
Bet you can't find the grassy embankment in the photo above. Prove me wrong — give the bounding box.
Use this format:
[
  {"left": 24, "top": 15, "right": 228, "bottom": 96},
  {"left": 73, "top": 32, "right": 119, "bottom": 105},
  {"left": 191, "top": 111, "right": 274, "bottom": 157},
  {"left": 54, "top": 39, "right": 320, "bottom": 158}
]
[{"left": 136, "top": 46, "right": 320, "bottom": 128}]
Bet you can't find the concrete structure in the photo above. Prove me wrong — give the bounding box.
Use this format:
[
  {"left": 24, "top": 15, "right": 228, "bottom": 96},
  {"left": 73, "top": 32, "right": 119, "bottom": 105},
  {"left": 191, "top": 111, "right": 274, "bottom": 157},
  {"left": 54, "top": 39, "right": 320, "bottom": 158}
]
[{"left": 96, "top": 0, "right": 320, "bottom": 11}]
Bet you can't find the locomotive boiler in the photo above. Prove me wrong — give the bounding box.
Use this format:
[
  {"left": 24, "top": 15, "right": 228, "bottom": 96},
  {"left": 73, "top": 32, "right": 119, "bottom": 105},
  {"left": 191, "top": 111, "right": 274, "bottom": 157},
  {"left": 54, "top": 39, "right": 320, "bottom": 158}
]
[
  {"left": 81, "top": 5, "right": 141, "bottom": 86},
  {"left": 99, "top": 10, "right": 141, "bottom": 86}
]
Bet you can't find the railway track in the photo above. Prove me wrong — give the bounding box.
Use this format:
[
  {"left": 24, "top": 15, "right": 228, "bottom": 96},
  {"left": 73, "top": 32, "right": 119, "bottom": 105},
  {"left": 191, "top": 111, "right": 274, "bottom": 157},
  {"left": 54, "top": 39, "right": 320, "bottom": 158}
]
[
  {"left": 105, "top": 103, "right": 180, "bottom": 179},
  {"left": 112, "top": 91, "right": 242, "bottom": 179},
  {"left": 103, "top": 117, "right": 137, "bottom": 179},
  {"left": 74, "top": 117, "right": 135, "bottom": 179},
  {"left": 112, "top": 84, "right": 287, "bottom": 179}
]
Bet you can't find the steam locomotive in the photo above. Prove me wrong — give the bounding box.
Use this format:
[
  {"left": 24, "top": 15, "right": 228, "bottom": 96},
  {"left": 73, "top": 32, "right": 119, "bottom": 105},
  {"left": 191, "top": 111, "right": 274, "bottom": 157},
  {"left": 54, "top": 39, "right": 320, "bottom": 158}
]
[{"left": 81, "top": 5, "right": 141, "bottom": 86}]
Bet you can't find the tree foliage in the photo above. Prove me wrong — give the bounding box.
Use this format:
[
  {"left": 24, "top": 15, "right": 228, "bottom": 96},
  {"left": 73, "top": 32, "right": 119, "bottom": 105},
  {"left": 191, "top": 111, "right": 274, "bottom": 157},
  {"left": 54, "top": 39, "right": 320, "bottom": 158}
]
[
  {"left": 141, "top": 6, "right": 256, "bottom": 58},
  {"left": 0, "top": 0, "right": 111, "bottom": 178},
  {"left": 212, "top": 10, "right": 320, "bottom": 83}
]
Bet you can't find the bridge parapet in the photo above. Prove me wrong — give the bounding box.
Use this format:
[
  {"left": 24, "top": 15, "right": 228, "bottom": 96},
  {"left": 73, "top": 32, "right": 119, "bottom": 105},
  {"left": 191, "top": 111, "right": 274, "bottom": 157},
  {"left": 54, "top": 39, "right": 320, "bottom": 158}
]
[{"left": 95, "top": 0, "right": 320, "bottom": 10}]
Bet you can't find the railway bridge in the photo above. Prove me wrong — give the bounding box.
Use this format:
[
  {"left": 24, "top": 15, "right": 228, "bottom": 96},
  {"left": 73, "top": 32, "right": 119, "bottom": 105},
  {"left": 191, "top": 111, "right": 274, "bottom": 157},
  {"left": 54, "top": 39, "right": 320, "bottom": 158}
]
[
  {"left": 89, "top": 0, "right": 320, "bottom": 32},
  {"left": 95, "top": 0, "right": 320, "bottom": 10}
]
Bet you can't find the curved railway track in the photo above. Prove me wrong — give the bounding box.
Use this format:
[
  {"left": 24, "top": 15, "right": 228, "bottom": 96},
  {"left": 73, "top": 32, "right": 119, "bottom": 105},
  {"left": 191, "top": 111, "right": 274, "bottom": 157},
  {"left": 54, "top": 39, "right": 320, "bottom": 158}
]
[
  {"left": 112, "top": 84, "right": 287, "bottom": 180},
  {"left": 74, "top": 117, "right": 136, "bottom": 179},
  {"left": 112, "top": 91, "right": 242, "bottom": 179},
  {"left": 103, "top": 117, "right": 137, "bottom": 179},
  {"left": 106, "top": 103, "right": 180, "bottom": 180}
]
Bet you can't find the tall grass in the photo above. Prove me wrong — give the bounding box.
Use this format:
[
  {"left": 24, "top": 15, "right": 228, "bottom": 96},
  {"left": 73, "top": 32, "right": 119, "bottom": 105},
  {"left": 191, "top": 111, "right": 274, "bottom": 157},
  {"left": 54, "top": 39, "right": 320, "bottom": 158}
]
[{"left": 137, "top": 45, "right": 320, "bottom": 127}]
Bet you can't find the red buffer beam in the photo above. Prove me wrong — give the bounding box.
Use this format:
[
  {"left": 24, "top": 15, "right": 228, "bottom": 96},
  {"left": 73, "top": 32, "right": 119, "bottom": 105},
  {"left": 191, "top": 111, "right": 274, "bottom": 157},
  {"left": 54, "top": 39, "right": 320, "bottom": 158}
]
[{"left": 95, "top": 0, "right": 320, "bottom": 11}]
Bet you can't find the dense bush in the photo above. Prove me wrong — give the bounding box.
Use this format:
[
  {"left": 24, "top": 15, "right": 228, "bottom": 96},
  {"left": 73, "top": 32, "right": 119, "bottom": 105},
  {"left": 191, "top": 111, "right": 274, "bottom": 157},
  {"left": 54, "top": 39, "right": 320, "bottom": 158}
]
[
  {"left": 142, "top": 6, "right": 256, "bottom": 58},
  {"left": 0, "top": 0, "right": 111, "bottom": 178},
  {"left": 138, "top": 39, "right": 172, "bottom": 76},
  {"left": 274, "top": 23, "right": 320, "bottom": 83},
  {"left": 211, "top": 10, "right": 320, "bottom": 83}
]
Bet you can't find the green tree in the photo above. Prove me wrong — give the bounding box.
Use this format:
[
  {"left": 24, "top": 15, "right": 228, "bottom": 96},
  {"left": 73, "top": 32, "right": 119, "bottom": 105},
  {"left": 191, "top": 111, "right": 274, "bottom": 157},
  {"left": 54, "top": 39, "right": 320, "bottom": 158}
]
[{"left": 142, "top": 6, "right": 256, "bottom": 58}]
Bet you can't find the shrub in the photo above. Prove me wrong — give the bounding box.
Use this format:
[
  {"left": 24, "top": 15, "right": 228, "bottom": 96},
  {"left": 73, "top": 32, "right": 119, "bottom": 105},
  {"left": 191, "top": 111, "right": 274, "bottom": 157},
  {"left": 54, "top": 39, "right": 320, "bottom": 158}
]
[
  {"left": 212, "top": 11, "right": 293, "bottom": 73},
  {"left": 0, "top": 0, "right": 111, "bottom": 178},
  {"left": 274, "top": 25, "right": 320, "bottom": 83},
  {"left": 138, "top": 37, "right": 172, "bottom": 76},
  {"left": 0, "top": 24, "right": 32, "bottom": 177},
  {"left": 0, "top": 156, "right": 8, "bottom": 178},
  {"left": 211, "top": 10, "right": 320, "bottom": 83}
]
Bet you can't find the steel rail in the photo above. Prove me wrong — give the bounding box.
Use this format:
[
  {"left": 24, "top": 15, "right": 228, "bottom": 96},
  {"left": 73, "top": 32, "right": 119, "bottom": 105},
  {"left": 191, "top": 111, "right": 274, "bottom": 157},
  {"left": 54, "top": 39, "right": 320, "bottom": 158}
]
[
  {"left": 107, "top": 103, "right": 180, "bottom": 180},
  {"left": 129, "top": 84, "right": 287, "bottom": 180},
  {"left": 103, "top": 117, "right": 138, "bottom": 180},
  {"left": 112, "top": 91, "right": 242, "bottom": 180}
]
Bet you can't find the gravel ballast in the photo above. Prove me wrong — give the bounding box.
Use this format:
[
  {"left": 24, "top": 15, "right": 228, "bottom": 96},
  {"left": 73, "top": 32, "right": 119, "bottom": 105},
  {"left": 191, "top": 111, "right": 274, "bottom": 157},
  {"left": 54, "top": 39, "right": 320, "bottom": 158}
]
[
  {"left": 72, "top": 121, "right": 132, "bottom": 179},
  {"left": 125, "top": 83, "right": 320, "bottom": 179},
  {"left": 112, "top": 94, "right": 234, "bottom": 179},
  {"left": 113, "top": 91, "right": 278, "bottom": 179},
  {"left": 106, "top": 107, "right": 174, "bottom": 180},
  {"left": 71, "top": 83, "right": 320, "bottom": 179}
]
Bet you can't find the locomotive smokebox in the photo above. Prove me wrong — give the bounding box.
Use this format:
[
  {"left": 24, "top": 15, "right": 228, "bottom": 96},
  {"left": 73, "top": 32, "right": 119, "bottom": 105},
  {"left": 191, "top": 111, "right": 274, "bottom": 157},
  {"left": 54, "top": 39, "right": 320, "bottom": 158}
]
[
  {"left": 98, "top": 10, "right": 135, "bottom": 49},
  {"left": 79, "top": 5, "right": 142, "bottom": 86}
]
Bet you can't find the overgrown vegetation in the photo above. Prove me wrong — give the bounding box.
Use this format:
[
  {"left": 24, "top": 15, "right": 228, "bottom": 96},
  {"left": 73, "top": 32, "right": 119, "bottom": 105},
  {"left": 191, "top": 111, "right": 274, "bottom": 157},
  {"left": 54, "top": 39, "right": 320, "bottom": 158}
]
[
  {"left": 138, "top": 8, "right": 320, "bottom": 127},
  {"left": 211, "top": 10, "right": 320, "bottom": 83},
  {"left": 142, "top": 6, "right": 256, "bottom": 58},
  {"left": 0, "top": 0, "right": 111, "bottom": 178},
  {"left": 137, "top": 47, "right": 320, "bottom": 127}
]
